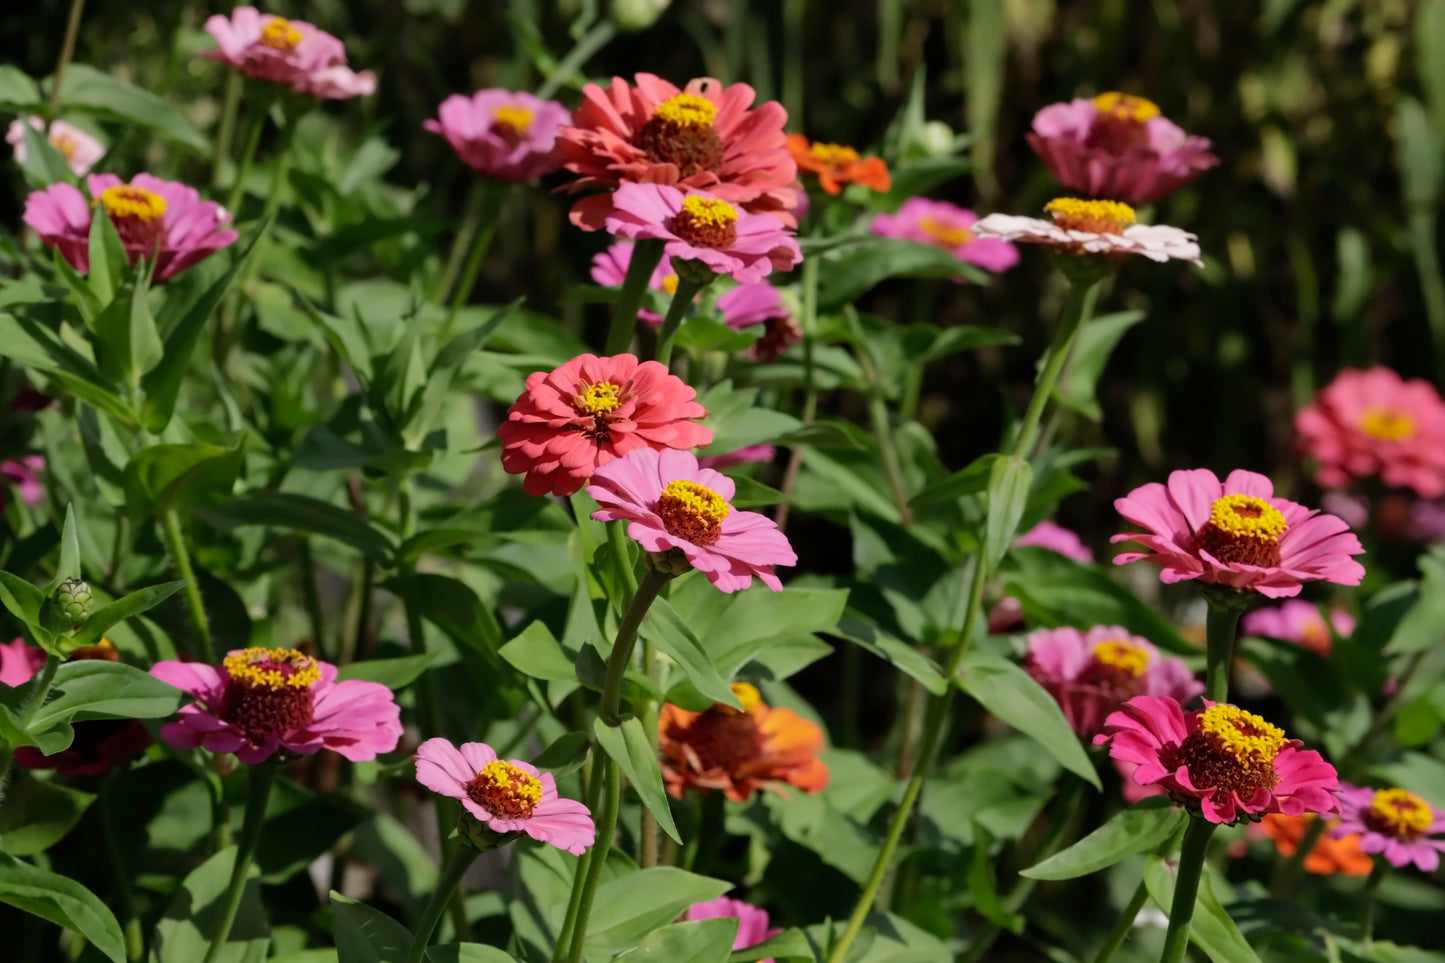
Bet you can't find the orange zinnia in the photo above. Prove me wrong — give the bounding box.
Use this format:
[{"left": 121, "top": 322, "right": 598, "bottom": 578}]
[
  {"left": 1258, "top": 813, "right": 1373, "bottom": 876},
  {"left": 785, "top": 134, "right": 891, "bottom": 196},
  {"left": 658, "top": 682, "right": 828, "bottom": 801}
]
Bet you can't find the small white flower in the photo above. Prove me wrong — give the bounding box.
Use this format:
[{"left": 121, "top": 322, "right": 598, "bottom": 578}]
[{"left": 972, "top": 198, "right": 1202, "bottom": 267}]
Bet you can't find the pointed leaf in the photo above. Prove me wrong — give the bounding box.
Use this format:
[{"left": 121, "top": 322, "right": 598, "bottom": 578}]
[
  {"left": 1022, "top": 796, "right": 1186, "bottom": 880},
  {"left": 985, "top": 456, "right": 1032, "bottom": 569},
  {"left": 331, "top": 893, "right": 412, "bottom": 963},
  {"left": 151, "top": 846, "right": 267, "bottom": 963},
  {"left": 593, "top": 715, "right": 681, "bottom": 844},
  {"left": 70, "top": 580, "right": 186, "bottom": 648},
  {"left": 640, "top": 598, "right": 738, "bottom": 709},
  {"left": 0, "top": 852, "right": 124, "bottom": 963},
  {"left": 26, "top": 659, "right": 187, "bottom": 735}
]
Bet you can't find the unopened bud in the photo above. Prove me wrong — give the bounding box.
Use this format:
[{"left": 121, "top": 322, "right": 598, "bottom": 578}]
[
  {"left": 457, "top": 812, "right": 519, "bottom": 853},
  {"left": 611, "top": 0, "right": 671, "bottom": 32},
  {"left": 55, "top": 577, "right": 93, "bottom": 624},
  {"left": 915, "top": 120, "right": 957, "bottom": 158}
]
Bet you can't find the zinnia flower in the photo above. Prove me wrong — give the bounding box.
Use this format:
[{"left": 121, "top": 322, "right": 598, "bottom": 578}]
[
  {"left": 1294, "top": 367, "right": 1445, "bottom": 499},
  {"left": 604, "top": 184, "right": 801, "bottom": 284},
  {"left": 588, "top": 448, "right": 796, "bottom": 593},
  {"left": 698, "top": 445, "right": 775, "bottom": 470},
  {"left": 7, "top": 117, "right": 104, "bottom": 176},
  {"left": 498, "top": 353, "right": 712, "bottom": 497},
  {"left": 681, "top": 896, "right": 781, "bottom": 960},
  {"left": 1111, "top": 468, "right": 1365, "bottom": 598},
  {"left": 590, "top": 242, "right": 681, "bottom": 326},
  {"left": 553, "top": 73, "right": 798, "bottom": 230},
  {"left": 1331, "top": 783, "right": 1445, "bottom": 872},
  {"left": 0, "top": 637, "right": 47, "bottom": 687},
  {"left": 1254, "top": 813, "right": 1373, "bottom": 876},
  {"left": 1095, "top": 696, "right": 1339, "bottom": 824},
  {"left": 1024, "top": 625, "right": 1202, "bottom": 738},
  {"left": 23, "top": 174, "right": 238, "bottom": 282},
  {"left": 413, "top": 737, "right": 595, "bottom": 856},
  {"left": 200, "top": 7, "right": 375, "bottom": 99},
  {"left": 972, "top": 198, "right": 1201, "bottom": 266},
  {"left": 151, "top": 647, "right": 401, "bottom": 764},
  {"left": 658, "top": 682, "right": 826, "bottom": 800},
  {"left": 716, "top": 283, "right": 801, "bottom": 361},
  {"left": 870, "top": 198, "right": 1020, "bottom": 276},
  {"left": 785, "top": 134, "right": 890, "bottom": 195},
  {"left": 1241, "top": 601, "right": 1354, "bottom": 658},
  {"left": 1026, "top": 92, "right": 1217, "bottom": 204},
  {"left": 1, "top": 456, "right": 45, "bottom": 509},
  {"left": 424, "top": 90, "right": 568, "bottom": 182},
  {"left": 1013, "top": 520, "right": 1094, "bottom": 563}
]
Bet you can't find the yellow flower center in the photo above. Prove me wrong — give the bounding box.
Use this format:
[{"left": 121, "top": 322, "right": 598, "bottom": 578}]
[
  {"left": 1093, "top": 92, "right": 1161, "bottom": 123},
  {"left": 1367, "top": 787, "right": 1433, "bottom": 839},
  {"left": 575, "top": 381, "right": 621, "bottom": 415},
  {"left": 653, "top": 94, "right": 717, "bottom": 128},
  {"left": 1359, "top": 407, "right": 1416, "bottom": 442},
  {"left": 730, "top": 681, "right": 762, "bottom": 713},
  {"left": 223, "top": 647, "right": 321, "bottom": 690},
  {"left": 809, "top": 142, "right": 860, "bottom": 165},
  {"left": 260, "top": 16, "right": 303, "bottom": 52},
  {"left": 1207, "top": 494, "right": 1288, "bottom": 540},
  {"left": 1044, "top": 197, "right": 1136, "bottom": 234},
  {"left": 680, "top": 195, "right": 737, "bottom": 227},
  {"left": 466, "top": 759, "right": 543, "bottom": 819},
  {"left": 1091, "top": 640, "right": 1149, "bottom": 678},
  {"left": 1197, "top": 704, "right": 1286, "bottom": 762},
  {"left": 919, "top": 216, "right": 972, "bottom": 248},
  {"left": 492, "top": 105, "right": 535, "bottom": 135},
  {"left": 50, "top": 131, "right": 79, "bottom": 160},
  {"left": 661, "top": 274, "right": 680, "bottom": 295},
  {"left": 100, "top": 186, "right": 166, "bottom": 223},
  {"left": 655, "top": 479, "right": 731, "bottom": 546},
  {"left": 672, "top": 196, "right": 739, "bottom": 249}
]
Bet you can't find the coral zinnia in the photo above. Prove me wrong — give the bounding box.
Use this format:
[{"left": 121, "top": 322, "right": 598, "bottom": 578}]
[
  {"left": 1255, "top": 813, "right": 1373, "bottom": 876},
  {"left": 414, "top": 737, "right": 595, "bottom": 855},
  {"left": 1095, "top": 696, "right": 1339, "bottom": 824},
  {"left": 151, "top": 647, "right": 401, "bottom": 764},
  {"left": 716, "top": 283, "right": 801, "bottom": 362},
  {"left": 1026, "top": 92, "right": 1217, "bottom": 204},
  {"left": 1241, "top": 600, "right": 1354, "bottom": 658},
  {"left": 972, "top": 198, "right": 1201, "bottom": 266},
  {"left": 785, "top": 134, "right": 890, "bottom": 195},
  {"left": 871, "top": 198, "right": 1020, "bottom": 276},
  {"left": 658, "top": 682, "right": 826, "bottom": 800},
  {"left": 424, "top": 89, "right": 569, "bottom": 182},
  {"left": 1112, "top": 468, "right": 1365, "bottom": 598},
  {"left": 1295, "top": 367, "right": 1445, "bottom": 499},
  {"left": 200, "top": 7, "right": 375, "bottom": 99},
  {"left": 553, "top": 73, "right": 798, "bottom": 230},
  {"left": 24, "top": 174, "right": 238, "bottom": 282},
  {"left": 588, "top": 448, "right": 796, "bottom": 593},
  {"left": 498, "top": 353, "right": 712, "bottom": 497},
  {"left": 681, "top": 896, "right": 782, "bottom": 960},
  {"left": 7, "top": 117, "right": 104, "bottom": 176},
  {"left": 1331, "top": 783, "right": 1445, "bottom": 872}
]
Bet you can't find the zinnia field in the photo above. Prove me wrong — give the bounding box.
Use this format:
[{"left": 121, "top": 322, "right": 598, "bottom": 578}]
[{"left": 4, "top": 2, "right": 1445, "bottom": 961}]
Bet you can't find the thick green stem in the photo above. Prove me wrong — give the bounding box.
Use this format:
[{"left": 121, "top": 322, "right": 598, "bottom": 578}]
[
  {"left": 201, "top": 764, "right": 276, "bottom": 963},
  {"left": 536, "top": 21, "right": 618, "bottom": 100},
  {"left": 1203, "top": 603, "right": 1242, "bottom": 704},
  {"left": 47, "top": 0, "right": 86, "bottom": 112},
  {"left": 604, "top": 240, "right": 665, "bottom": 356},
  {"left": 403, "top": 845, "right": 479, "bottom": 963},
  {"left": 211, "top": 73, "right": 242, "bottom": 187},
  {"left": 1010, "top": 282, "right": 1099, "bottom": 460},
  {"left": 847, "top": 307, "right": 914, "bottom": 526},
  {"left": 442, "top": 181, "right": 508, "bottom": 339},
  {"left": 1158, "top": 819, "right": 1217, "bottom": 963},
  {"left": 1359, "top": 860, "right": 1385, "bottom": 945},
  {"left": 160, "top": 508, "right": 213, "bottom": 663},
  {"left": 224, "top": 102, "right": 268, "bottom": 215},
  {"left": 1090, "top": 879, "right": 1148, "bottom": 963},
  {"left": 653, "top": 277, "right": 707, "bottom": 367}
]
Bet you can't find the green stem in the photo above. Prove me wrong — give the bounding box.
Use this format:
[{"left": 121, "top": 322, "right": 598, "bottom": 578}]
[
  {"left": 1359, "top": 859, "right": 1385, "bottom": 945},
  {"left": 536, "top": 21, "right": 618, "bottom": 100},
  {"left": 201, "top": 764, "right": 277, "bottom": 963},
  {"left": 211, "top": 72, "right": 242, "bottom": 187},
  {"left": 298, "top": 538, "right": 327, "bottom": 660},
  {"left": 772, "top": 254, "right": 820, "bottom": 534},
  {"left": 1203, "top": 603, "right": 1242, "bottom": 704},
  {"left": 604, "top": 240, "right": 665, "bottom": 356},
  {"left": 47, "top": 0, "right": 86, "bottom": 112},
  {"left": 442, "top": 181, "right": 508, "bottom": 339},
  {"left": 1269, "top": 814, "right": 1326, "bottom": 898},
  {"left": 565, "top": 757, "right": 620, "bottom": 963},
  {"left": 1010, "top": 282, "right": 1099, "bottom": 459},
  {"left": 403, "top": 845, "right": 480, "bottom": 963},
  {"left": 99, "top": 773, "right": 144, "bottom": 962},
  {"left": 0, "top": 654, "right": 59, "bottom": 792},
  {"left": 847, "top": 307, "right": 914, "bottom": 526},
  {"left": 224, "top": 101, "right": 268, "bottom": 215},
  {"left": 436, "top": 180, "right": 488, "bottom": 304},
  {"left": 160, "top": 508, "right": 213, "bottom": 663},
  {"left": 653, "top": 277, "right": 706, "bottom": 368},
  {"left": 1158, "top": 819, "right": 1217, "bottom": 963},
  {"left": 1090, "top": 879, "right": 1149, "bottom": 963},
  {"left": 551, "top": 845, "right": 592, "bottom": 962}
]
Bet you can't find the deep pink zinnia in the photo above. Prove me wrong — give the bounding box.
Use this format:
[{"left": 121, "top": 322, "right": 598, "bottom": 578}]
[
  {"left": 1330, "top": 783, "right": 1445, "bottom": 872},
  {"left": 200, "top": 7, "right": 375, "bottom": 99},
  {"left": 588, "top": 448, "right": 796, "bottom": 593},
  {"left": 424, "top": 90, "right": 569, "bottom": 182},
  {"left": 552, "top": 73, "right": 798, "bottom": 231},
  {"left": 23, "top": 174, "right": 238, "bottom": 283},
  {"left": 716, "top": 283, "right": 801, "bottom": 362},
  {"left": 1241, "top": 600, "right": 1354, "bottom": 658},
  {"left": 1295, "top": 367, "right": 1445, "bottom": 499},
  {"left": 1112, "top": 468, "right": 1365, "bottom": 598},
  {"left": 1095, "top": 695, "right": 1339, "bottom": 824},
  {"left": 151, "top": 647, "right": 401, "bottom": 764},
  {"left": 590, "top": 242, "right": 681, "bottom": 327},
  {"left": 414, "top": 737, "right": 595, "bottom": 855},
  {"left": 870, "top": 198, "right": 1019, "bottom": 277},
  {"left": 1024, "top": 625, "right": 1202, "bottom": 738},
  {"left": 1, "top": 455, "right": 45, "bottom": 509},
  {"left": 681, "top": 896, "right": 781, "bottom": 959},
  {"left": 498, "top": 353, "right": 712, "bottom": 497},
  {"left": 1013, "top": 520, "right": 1094, "bottom": 563},
  {"left": 1026, "top": 92, "right": 1217, "bottom": 204}
]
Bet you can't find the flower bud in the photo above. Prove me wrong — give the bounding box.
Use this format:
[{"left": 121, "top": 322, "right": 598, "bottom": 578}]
[
  {"left": 673, "top": 257, "right": 720, "bottom": 288},
  {"left": 457, "top": 812, "right": 519, "bottom": 853},
  {"left": 55, "top": 577, "right": 93, "bottom": 624},
  {"left": 646, "top": 548, "right": 691, "bottom": 576},
  {"left": 915, "top": 120, "right": 958, "bottom": 158},
  {"left": 611, "top": 0, "right": 671, "bottom": 32}
]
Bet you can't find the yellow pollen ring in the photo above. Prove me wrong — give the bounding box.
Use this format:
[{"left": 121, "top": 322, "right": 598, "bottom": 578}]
[
  {"left": 576, "top": 381, "right": 621, "bottom": 414},
  {"left": 1208, "top": 494, "right": 1288, "bottom": 540},
  {"left": 493, "top": 105, "right": 535, "bottom": 134},
  {"left": 1369, "top": 787, "right": 1433, "bottom": 836},
  {"left": 1091, "top": 640, "right": 1149, "bottom": 677},
  {"left": 660, "top": 274, "right": 680, "bottom": 295},
  {"left": 1093, "top": 92, "right": 1161, "bottom": 122},
  {"left": 260, "top": 16, "right": 303, "bottom": 51},
  {"left": 1044, "top": 197, "right": 1136, "bottom": 227},
  {"left": 919, "top": 216, "right": 972, "bottom": 248},
  {"left": 223, "top": 647, "right": 320, "bottom": 690},
  {"left": 1198, "top": 704, "right": 1286, "bottom": 762},
  {"left": 660, "top": 479, "right": 730, "bottom": 522},
  {"left": 477, "top": 759, "right": 543, "bottom": 804},
  {"left": 653, "top": 94, "right": 717, "bottom": 128},
  {"left": 730, "top": 681, "right": 762, "bottom": 712},
  {"left": 1359, "top": 407, "right": 1416, "bottom": 442},
  {"left": 100, "top": 186, "right": 167, "bottom": 222},
  {"left": 809, "top": 142, "right": 860, "bottom": 164},
  {"left": 679, "top": 195, "right": 737, "bottom": 227}
]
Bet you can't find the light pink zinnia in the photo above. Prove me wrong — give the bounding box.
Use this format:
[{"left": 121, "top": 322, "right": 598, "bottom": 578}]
[
  {"left": 7, "top": 117, "right": 104, "bottom": 176},
  {"left": 23, "top": 173, "right": 238, "bottom": 282},
  {"left": 1294, "top": 367, "right": 1445, "bottom": 499},
  {"left": 498, "top": 353, "right": 713, "bottom": 497},
  {"left": 151, "top": 647, "right": 401, "bottom": 764},
  {"left": 1, "top": 456, "right": 45, "bottom": 509},
  {"left": 1025, "top": 625, "right": 1202, "bottom": 738},
  {"left": 424, "top": 90, "right": 568, "bottom": 182},
  {"left": 1013, "top": 520, "right": 1094, "bottom": 563},
  {"left": 605, "top": 184, "right": 801, "bottom": 284},
  {"left": 1331, "top": 783, "right": 1445, "bottom": 872},
  {"left": 200, "top": 7, "right": 375, "bottom": 99},
  {"left": 1112, "top": 468, "right": 1365, "bottom": 598},
  {"left": 414, "top": 737, "right": 595, "bottom": 855},
  {"left": 699, "top": 444, "right": 776, "bottom": 470},
  {"left": 590, "top": 242, "right": 680, "bottom": 327},
  {"left": 1026, "top": 92, "right": 1217, "bottom": 204},
  {"left": 0, "top": 637, "right": 47, "bottom": 688},
  {"left": 588, "top": 448, "right": 796, "bottom": 593},
  {"left": 870, "top": 198, "right": 1020, "bottom": 276},
  {"left": 552, "top": 73, "right": 798, "bottom": 231},
  {"left": 1095, "top": 695, "right": 1339, "bottom": 824},
  {"left": 972, "top": 198, "right": 1201, "bottom": 266},
  {"left": 1241, "top": 600, "right": 1354, "bottom": 658},
  {"left": 716, "top": 283, "right": 801, "bottom": 362},
  {"left": 681, "top": 896, "right": 781, "bottom": 959}
]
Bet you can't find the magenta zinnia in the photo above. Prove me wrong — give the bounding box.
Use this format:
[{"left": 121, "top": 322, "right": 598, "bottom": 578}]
[
  {"left": 200, "top": 7, "right": 375, "bottom": 99},
  {"left": 1331, "top": 783, "right": 1445, "bottom": 872},
  {"left": 424, "top": 89, "right": 569, "bottom": 182}
]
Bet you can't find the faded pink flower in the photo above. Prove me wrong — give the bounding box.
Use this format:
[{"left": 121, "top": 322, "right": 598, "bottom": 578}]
[
  {"left": 681, "top": 896, "right": 781, "bottom": 959},
  {"left": 1331, "top": 783, "right": 1445, "bottom": 872},
  {"left": 699, "top": 445, "right": 776, "bottom": 470},
  {"left": 1241, "top": 601, "right": 1354, "bottom": 658},
  {"left": 590, "top": 242, "right": 680, "bottom": 326},
  {"left": 0, "top": 637, "right": 47, "bottom": 687},
  {"left": 1, "top": 456, "right": 45, "bottom": 509},
  {"left": 870, "top": 198, "right": 1019, "bottom": 276},
  {"left": 424, "top": 90, "right": 568, "bottom": 181},
  {"left": 1013, "top": 520, "right": 1093, "bottom": 563},
  {"left": 200, "top": 7, "right": 375, "bottom": 99},
  {"left": 7, "top": 118, "right": 104, "bottom": 176},
  {"left": 972, "top": 198, "right": 1201, "bottom": 266},
  {"left": 716, "top": 283, "right": 801, "bottom": 362}
]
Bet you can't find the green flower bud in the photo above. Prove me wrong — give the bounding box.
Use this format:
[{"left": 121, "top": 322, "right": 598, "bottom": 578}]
[
  {"left": 646, "top": 548, "right": 691, "bottom": 577},
  {"left": 611, "top": 0, "right": 671, "bottom": 32},
  {"left": 915, "top": 120, "right": 958, "bottom": 158},
  {"left": 55, "top": 577, "right": 93, "bottom": 624},
  {"left": 457, "top": 812, "right": 519, "bottom": 853},
  {"left": 672, "top": 257, "right": 720, "bottom": 288}
]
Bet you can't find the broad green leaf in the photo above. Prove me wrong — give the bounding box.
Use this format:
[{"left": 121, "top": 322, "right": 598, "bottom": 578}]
[
  {"left": 909, "top": 453, "right": 1000, "bottom": 507},
  {"left": 331, "top": 893, "right": 412, "bottom": 963},
  {"left": 499, "top": 621, "right": 575, "bottom": 681},
  {"left": 966, "top": 824, "right": 1024, "bottom": 933},
  {"left": 427, "top": 946, "right": 520, "bottom": 963},
  {"left": 593, "top": 715, "right": 681, "bottom": 844},
  {"left": 56, "top": 64, "right": 208, "bottom": 153},
  {"left": 28, "top": 660, "right": 187, "bottom": 736},
  {"left": 336, "top": 654, "right": 437, "bottom": 689},
  {"left": 0, "top": 769, "right": 95, "bottom": 855},
  {"left": 70, "top": 580, "right": 186, "bottom": 648},
  {"left": 19, "top": 119, "right": 78, "bottom": 188},
  {"left": 1386, "top": 548, "right": 1445, "bottom": 654},
  {"left": 531, "top": 731, "right": 591, "bottom": 773},
  {"left": 728, "top": 928, "right": 813, "bottom": 962},
  {"left": 0, "top": 65, "right": 42, "bottom": 111},
  {"left": 0, "top": 852, "right": 125, "bottom": 963},
  {"left": 1144, "top": 855, "right": 1263, "bottom": 963},
  {"left": 0, "top": 569, "right": 48, "bottom": 627},
  {"left": 1022, "top": 797, "right": 1186, "bottom": 880},
  {"left": 1052, "top": 310, "right": 1146, "bottom": 421},
  {"left": 1398, "top": 96, "right": 1441, "bottom": 209},
  {"left": 42, "top": 505, "right": 83, "bottom": 596},
  {"left": 640, "top": 598, "right": 737, "bottom": 708},
  {"left": 581, "top": 866, "right": 729, "bottom": 953},
  {"left": 831, "top": 617, "right": 946, "bottom": 695},
  {"left": 255, "top": 782, "right": 366, "bottom": 882},
  {"left": 984, "top": 456, "right": 1032, "bottom": 569},
  {"left": 197, "top": 492, "right": 397, "bottom": 565},
  {"left": 86, "top": 201, "right": 129, "bottom": 309},
  {"left": 614, "top": 918, "right": 737, "bottom": 962},
  {"left": 123, "top": 443, "right": 243, "bottom": 516},
  {"left": 151, "top": 846, "right": 267, "bottom": 963},
  {"left": 816, "top": 237, "right": 990, "bottom": 307}
]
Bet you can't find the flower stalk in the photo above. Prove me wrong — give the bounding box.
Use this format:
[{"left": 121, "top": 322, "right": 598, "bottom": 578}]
[
  {"left": 652, "top": 276, "right": 707, "bottom": 367},
  {"left": 403, "top": 845, "right": 480, "bottom": 963},
  {"left": 1203, "top": 600, "right": 1244, "bottom": 704},
  {"left": 160, "top": 508, "right": 214, "bottom": 663},
  {"left": 201, "top": 762, "right": 277, "bottom": 963},
  {"left": 604, "top": 239, "right": 665, "bottom": 355},
  {"left": 1158, "top": 818, "right": 1217, "bottom": 963},
  {"left": 441, "top": 180, "right": 508, "bottom": 338}
]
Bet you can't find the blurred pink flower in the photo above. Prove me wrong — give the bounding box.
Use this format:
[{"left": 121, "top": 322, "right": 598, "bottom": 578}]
[
  {"left": 200, "top": 7, "right": 375, "bottom": 99},
  {"left": 681, "top": 896, "right": 781, "bottom": 959},
  {"left": 1013, "top": 520, "right": 1094, "bottom": 563},
  {"left": 1331, "top": 783, "right": 1445, "bottom": 872},
  {"left": 1241, "top": 600, "right": 1354, "bottom": 657},
  {"left": 716, "top": 283, "right": 801, "bottom": 361},
  {"left": 1, "top": 456, "right": 45, "bottom": 508},
  {"left": 424, "top": 90, "right": 568, "bottom": 181},
  {"left": 973, "top": 198, "right": 1201, "bottom": 266},
  {"left": 7, "top": 117, "right": 103, "bottom": 176},
  {"left": 0, "top": 637, "right": 46, "bottom": 687},
  {"left": 870, "top": 198, "right": 1019, "bottom": 276},
  {"left": 1026, "top": 93, "right": 1217, "bottom": 203},
  {"left": 590, "top": 242, "right": 679, "bottom": 326}
]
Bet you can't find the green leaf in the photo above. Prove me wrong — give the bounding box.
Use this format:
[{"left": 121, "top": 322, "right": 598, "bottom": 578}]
[
  {"left": 531, "top": 731, "right": 591, "bottom": 773},
  {"left": 728, "top": 928, "right": 813, "bottom": 962},
  {"left": 0, "top": 769, "right": 95, "bottom": 855},
  {"left": 1398, "top": 96, "right": 1441, "bottom": 209},
  {"left": 42, "top": 505, "right": 83, "bottom": 597},
  {"left": 0, "top": 65, "right": 42, "bottom": 111},
  {"left": 152, "top": 846, "right": 268, "bottom": 963},
  {"left": 197, "top": 492, "right": 397, "bottom": 565},
  {"left": 1022, "top": 797, "right": 1186, "bottom": 880},
  {"left": 0, "top": 569, "right": 48, "bottom": 627},
  {"left": 1052, "top": 310, "right": 1146, "bottom": 421},
  {"left": 331, "top": 893, "right": 412, "bottom": 963},
  {"left": 426, "top": 946, "right": 520, "bottom": 963},
  {"left": 28, "top": 660, "right": 188, "bottom": 736},
  {"left": 966, "top": 824, "right": 1024, "bottom": 933},
  {"left": 70, "top": 580, "right": 186, "bottom": 648},
  {"left": 56, "top": 63, "right": 209, "bottom": 154},
  {"left": 956, "top": 652, "right": 1100, "bottom": 787},
  {"left": 1143, "top": 855, "right": 1263, "bottom": 963},
  {"left": 1387, "top": 548, "right": 1445, "bottom": 655},
  {"left": 909, "top": 453, "right": 1000, "bottom": 507},
  {"left": 19, "top": 119, "right": 79, "bottom": 188},
  {"left": 831, "top": 617, "right": 946, "bottom": 695},
  {"left": 593, "top": 715, "right": 681, "bottom": 844},
  {"left": 0, "top": 851, "right": 125, "bottom": 963},
  {"left": 614, "top": 918, "right": 738, "bottom": 962},
  {"left": 123, "top": 443, "right": 243, "bottom": 516},
  {"left": 640, "top": 598, "right": 738, "bottom": 709},
  {"left": 498, "top": 620, "right": 575, "bottom": 681},
  {"left": 255, "top": 783, "right": 366, "bottom": 882},
  {"left": 984, "top": 456, "right": 1032, "bottom": 569},
  {"left": 336, "top": 654, "right": 438, "bottom": 690},
  {"left": 816, "top": 237, "right": 991, "bottom": 307},
  {"left": 581, "top": 866, "right": 729, "bottom": 953},
  {"left": 87, "top": 202, "right": 129, "bottom": 308}
]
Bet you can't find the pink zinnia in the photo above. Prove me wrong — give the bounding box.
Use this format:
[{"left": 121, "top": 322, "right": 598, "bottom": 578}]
[
  {"left": 0, "top": 637, "right": 47, "bottom": 688},
  {"left": 498, "top": 353, "right": 712, "bottom": 497},
  {"left": 1, "top": 455, "right": 45, "bottom": 509},
  {"left": 870, "top": 198, "right": 1020, "bottom": 276},
  {"left": 414, "top": 737, "right": 594, "bottom": 856},
  {"left": 1112, "top": 468, "right": 1365, "bottom": 598},
  {"left": 200, "top": 7, "right": 375, "bottom": 99},
  {"left": 1026, "top": 92, "right": 1217, "bottom": 204},
  {"left": 151, "top": 647, "right": 401, "bottom": 764},
  {"left": 1013, "top": 520, "right": 1094, "bottom": 563},
  {"left": 1241, "top": 600, "right": 1354, "bottom": 658},
  {"left": 1024, "top": 625, "right": 1202, "bottom": 738},
  {"left": 23, "top": 174, "right": 238, "bottom": 283},
  {"left": 588, "top": 448, "right": 796, "bottom": 593},
  {"left": 424, "top": 90, "right": 568, "bottom": 182},
  {"left": 552, "top": 73, "right": 798, "bottom": 231},
  {"left": 716, "top": 283, "right": 801, "bottom": 362},
  {"left": 590, "top": 242, "right": 680, "bottom": 326},
  {"left": 605, "top": 184, "right": 801, "bottom": 284},
  {"left": 1331, "top": 783, "right": 1445, "bottom": 872},
  {"left": 1295, "top": 367, "right": 1445, "bottom": 499},
  {"left": 681, "top": 896, "right": 781, "bottom": 960},
  {"left": 1095, "top": 695, "right": 1339, "bottom": 824},
  {"left": 698, "top": 444, "right": 776, "bottom": 470},
  {"left": 7, "top": 117, "right": 104, "bottom": 176}
]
